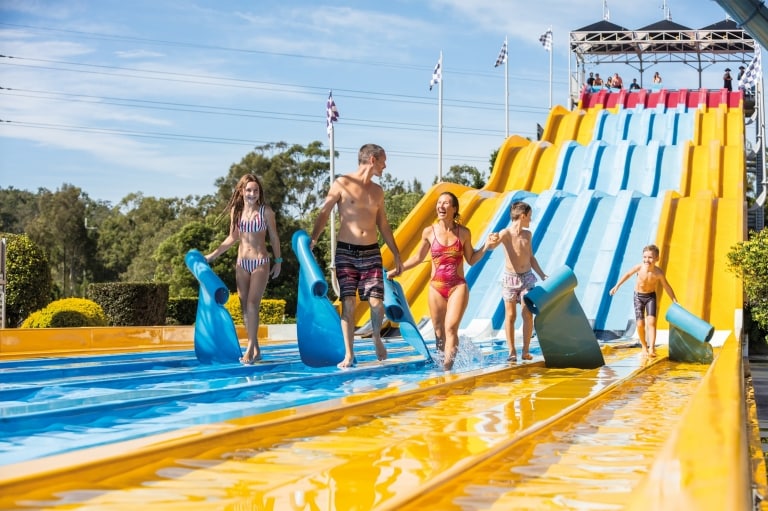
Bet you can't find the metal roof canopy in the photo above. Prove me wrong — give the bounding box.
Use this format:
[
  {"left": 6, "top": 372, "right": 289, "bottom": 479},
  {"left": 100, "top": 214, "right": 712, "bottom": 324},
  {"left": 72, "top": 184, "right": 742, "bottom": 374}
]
[{"left": 569, "top": 18, "right": 756, "bottom": 104}]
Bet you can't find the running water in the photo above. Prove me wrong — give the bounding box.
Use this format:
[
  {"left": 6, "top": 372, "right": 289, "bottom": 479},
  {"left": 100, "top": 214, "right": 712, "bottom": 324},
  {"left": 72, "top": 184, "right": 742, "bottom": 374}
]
[{"left": 431, "top": 336, "right": 486, "bottom": 370}]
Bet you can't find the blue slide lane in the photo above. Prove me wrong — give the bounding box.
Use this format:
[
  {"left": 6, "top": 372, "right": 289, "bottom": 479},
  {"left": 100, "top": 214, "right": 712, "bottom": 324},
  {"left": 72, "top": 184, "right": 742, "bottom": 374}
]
[
  {"left": 402, "top": 101, "right": 693, "bottom": 344},
  {"left": 185, "top": 249, "right": 242, "bottom": 364},
  {"left": 291, "top": 230, "right": 346, "bottom": 368}
]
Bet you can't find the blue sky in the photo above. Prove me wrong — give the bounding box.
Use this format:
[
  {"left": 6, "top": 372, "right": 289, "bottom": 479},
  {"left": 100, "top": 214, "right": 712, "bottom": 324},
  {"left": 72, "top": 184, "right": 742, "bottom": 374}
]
[{"left": 0, "top": 0, "right": 744, "bottom": 205}]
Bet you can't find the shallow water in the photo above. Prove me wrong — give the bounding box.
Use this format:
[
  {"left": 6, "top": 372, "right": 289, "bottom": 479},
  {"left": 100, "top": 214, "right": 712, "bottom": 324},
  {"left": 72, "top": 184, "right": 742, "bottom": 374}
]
[{"left": 0, "top": 337, "right": 522, "bottom": 465}]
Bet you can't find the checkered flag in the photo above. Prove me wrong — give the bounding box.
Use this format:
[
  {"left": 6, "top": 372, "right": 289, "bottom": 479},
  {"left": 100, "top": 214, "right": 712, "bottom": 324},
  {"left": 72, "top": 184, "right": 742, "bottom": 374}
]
[
  {"left": 429, "top": 56, "right": 442, "bottom": 91},
  {"left": 494, "top": 40, "right": 507, "bottom": 67},
  {"left": 539, "top": 29, "right": 552, "bottom": 52},
  {"left": 326, "top": 91, "right": 339, "bottom": 137},
  {"left": 740, "top": 51, "right": 761, "bottom": 92}
]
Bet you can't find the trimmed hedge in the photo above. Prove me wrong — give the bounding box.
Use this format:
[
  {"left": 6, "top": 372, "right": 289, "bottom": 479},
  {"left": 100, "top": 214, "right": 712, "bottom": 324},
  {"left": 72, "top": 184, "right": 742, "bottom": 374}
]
[
  {"left": 167, "top": 294, "right": 287, "bottom": 326},
  {"left": 88, "top": 282, "right": 169, "bottom": 326},
  {"left": 21, "top": 297, "right": 108, "bottom": 328},
  {"left": 224, "top": 294, "right": 286, "bottom": 325},
  {"left": 166, "top": 297, "right": 198, "bottom": 325}
]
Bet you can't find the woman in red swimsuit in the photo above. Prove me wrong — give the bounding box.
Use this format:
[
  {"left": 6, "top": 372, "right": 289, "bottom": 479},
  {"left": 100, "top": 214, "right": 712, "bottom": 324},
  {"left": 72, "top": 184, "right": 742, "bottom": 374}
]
[{"left": 389, "top": 191, "right": 495, "bottom": 370}]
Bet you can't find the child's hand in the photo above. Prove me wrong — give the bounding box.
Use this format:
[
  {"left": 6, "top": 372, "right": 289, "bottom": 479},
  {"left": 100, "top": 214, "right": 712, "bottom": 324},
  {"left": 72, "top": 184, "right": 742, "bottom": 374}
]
[
  {"left": 609, "top": 286, "right": 617, "bottom": 296},
  {"left": 387, "top": 268, "right": 400, "bottom": 279},
  {"left": 486, "top": 232, "right": 500, "bottom": 248}
]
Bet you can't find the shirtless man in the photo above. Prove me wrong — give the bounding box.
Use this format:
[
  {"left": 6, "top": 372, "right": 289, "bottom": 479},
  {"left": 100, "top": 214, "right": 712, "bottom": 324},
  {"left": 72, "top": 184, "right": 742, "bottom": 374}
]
[
  {"left": 488, "top": 201, "right": 547, "bottom": 362},
  {"left": 310, "top": 143, "right": 403, "bottom": 368},
  {"left": 610, "top": 244, "right": 678, "bottom": 357}
]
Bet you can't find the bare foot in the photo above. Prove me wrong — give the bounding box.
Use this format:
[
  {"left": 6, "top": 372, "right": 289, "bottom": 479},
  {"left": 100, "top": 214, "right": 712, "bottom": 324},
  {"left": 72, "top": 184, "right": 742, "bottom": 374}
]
[
  {"left": 649, "top": 350, "right": 657, "bottom": 358},
  {"left": 337, "top": 356, "right": 356, "bottom": 369},
  {"left": 373, "top": 339, "right": 388, "bottom": 361},
  {"left": 521, "top": 353, "right": 533, "bottom": 361}
]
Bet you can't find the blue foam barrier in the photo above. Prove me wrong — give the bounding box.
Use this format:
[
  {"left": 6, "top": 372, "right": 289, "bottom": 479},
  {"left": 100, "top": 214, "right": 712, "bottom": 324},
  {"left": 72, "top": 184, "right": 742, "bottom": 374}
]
[
  {"left": 523, "top": 265, "right": 605, "bottom": 369},
  {"left": 291, "top": 230, "right": 346, "bottom": 367},
  {"left": 184, "top": 249, "right": 242, "bottom": 364},
  {"left": 383, "top": 271, "right": 432, "bottom": 362},
  {"left": 666, "top": 302, "right": 714, "bottom": 363}
]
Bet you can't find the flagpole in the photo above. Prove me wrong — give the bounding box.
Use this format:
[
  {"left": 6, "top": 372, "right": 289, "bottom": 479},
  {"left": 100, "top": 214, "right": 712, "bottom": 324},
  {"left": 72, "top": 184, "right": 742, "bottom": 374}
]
[
  {"left": 548, "top": 27, "right": 553, "bottom": 109},
  {"left": 438, "top": 50, "right": 443, "bottom": 181},
  {"left": 757, "top": 49, "right": 767, "bottom": 209},
  {"left": 326, "top": 91, "right": 340, "bottom": 296},
  {"left": 504, "top": 37, "right": 509, "bottom": 137},
  {"left": 329, "top": 122, "right": 336, "bottom": 270}
]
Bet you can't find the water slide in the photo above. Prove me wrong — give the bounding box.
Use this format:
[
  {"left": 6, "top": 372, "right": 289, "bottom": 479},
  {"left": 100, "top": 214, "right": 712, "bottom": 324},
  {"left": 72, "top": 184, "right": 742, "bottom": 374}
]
[
  {"left": 367, "top": 88, "right": 743, "bottom": 346},
  {"left": 0, "top": 88, "right": 753, "bottom": 510}
]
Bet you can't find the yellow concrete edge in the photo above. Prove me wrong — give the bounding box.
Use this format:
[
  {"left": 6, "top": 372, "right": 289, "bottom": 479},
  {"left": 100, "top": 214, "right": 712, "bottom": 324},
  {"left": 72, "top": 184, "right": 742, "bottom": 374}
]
[
  {"left": 0, "top": 324, "right": 270, "bottom": 358},
  {"left": 625, "top": 333, "right": 752, "bottom": 511},
  {"left": 745, "top": 365, "right": 768, "bottom": 505},
  {"left": 0, "top": 361, "right": 529, "bottom": 494}
]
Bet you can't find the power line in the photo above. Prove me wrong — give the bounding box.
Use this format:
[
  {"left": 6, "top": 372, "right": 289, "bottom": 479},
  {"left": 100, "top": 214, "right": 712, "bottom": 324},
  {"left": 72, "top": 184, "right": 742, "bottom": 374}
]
[
  {"left": 0, "top": 119, "right": 492, "bottom": 163},
  {"left": 0, "top": 22, "right": 567, "bottom": 86},
  {"left": 0, "top": 55, "right": 551, "bottom": 113},
  {"left": 0, "top": 86, "right": 523, "bottom": 135}
]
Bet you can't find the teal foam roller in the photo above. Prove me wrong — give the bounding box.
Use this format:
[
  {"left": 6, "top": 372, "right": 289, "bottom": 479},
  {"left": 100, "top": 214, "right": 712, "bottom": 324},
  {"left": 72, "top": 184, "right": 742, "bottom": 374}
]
[
  {"left": 292, "top": 230, "right": 328, "bottom": 297},
  {"left": 524, "top": 265, "right": 578, "bottom": 315},
  {"left": 185, "top": 249, "right": 229, "bottom": 305},
  {"left": 665, "top": 302, "right": 714, "bottom": 343}
]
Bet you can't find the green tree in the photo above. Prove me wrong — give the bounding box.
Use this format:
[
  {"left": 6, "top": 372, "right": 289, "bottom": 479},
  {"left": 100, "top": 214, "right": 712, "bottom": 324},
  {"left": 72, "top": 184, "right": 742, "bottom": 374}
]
[
  {"left": 2, "top": 233, "right": 52, "bottom": 327},
  {"left": 25, "top": 185, "right": 94, "bottom": 297},
  {"left": 433, "top": 164, "right": 486, "bottom": 189},
  {"left": 0, "top": 187, "right": 38, "bottom": 234},
  {"left": 154, "top": 221, "right": 219, "bottom": 297},
  {"left": 727, "top": 228, "right": 768, "bottom": 341}
]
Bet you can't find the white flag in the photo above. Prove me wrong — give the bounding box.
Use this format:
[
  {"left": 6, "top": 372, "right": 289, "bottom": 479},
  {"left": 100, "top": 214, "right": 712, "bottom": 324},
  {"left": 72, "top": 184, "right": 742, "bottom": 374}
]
[
  {"left": 539, "top": 29, "right": 553, "bottom": 52},
  {"left": 326, "top": 91, "right": 339, "bottom": 136},
  {"left": 740, "top": 51, "right": 761, "bottom": 92},
  {"left": 494, "top": 40, "right": 507, "bottom": 67},
  {"left": 429, "top": 56, "right": 442, "bottom": 90}
]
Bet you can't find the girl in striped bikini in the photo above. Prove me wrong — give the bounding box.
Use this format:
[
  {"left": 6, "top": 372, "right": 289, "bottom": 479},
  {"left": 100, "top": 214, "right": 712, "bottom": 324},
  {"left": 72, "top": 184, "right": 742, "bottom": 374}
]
[{"left": 206, "top": 174, "right": 282, "bottom": 364}]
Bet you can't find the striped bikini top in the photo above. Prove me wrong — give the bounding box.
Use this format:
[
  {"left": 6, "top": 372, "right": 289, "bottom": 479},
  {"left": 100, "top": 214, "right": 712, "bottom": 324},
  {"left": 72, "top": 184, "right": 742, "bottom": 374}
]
[{"left": 238, "top": 205, "right": 267, "bottom": 233}]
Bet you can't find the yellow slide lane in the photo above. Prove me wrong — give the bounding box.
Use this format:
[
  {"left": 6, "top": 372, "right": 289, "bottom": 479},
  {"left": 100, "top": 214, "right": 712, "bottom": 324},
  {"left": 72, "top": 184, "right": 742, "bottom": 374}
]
[
  {"left": 653, "top": 190, "right": 743, "bottom": 331},
  {"left": 0, "top": 351, "right": 647, "bottom": 510}
]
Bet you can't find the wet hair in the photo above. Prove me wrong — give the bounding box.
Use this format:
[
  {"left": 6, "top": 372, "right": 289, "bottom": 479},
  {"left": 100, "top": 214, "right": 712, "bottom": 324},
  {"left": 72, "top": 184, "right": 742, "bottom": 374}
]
[
  {"left": 222, "top": 174, "right": 266, "bottom": 225},
  {"left": 510, "top": 201, "right": 531, "bottom": 221},
  {"left": 358, "top": 143, "right": 386, "bottom": 164},
  {"left": 643, "top": 244, "right": 660, "bottom": 258},
  {"left": 439, "top": 191, "right": 461, "bottom": 223}
]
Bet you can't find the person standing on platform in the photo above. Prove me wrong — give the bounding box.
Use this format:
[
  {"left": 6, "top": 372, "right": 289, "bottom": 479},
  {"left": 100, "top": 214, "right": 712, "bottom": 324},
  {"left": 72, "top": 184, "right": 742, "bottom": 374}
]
[{"left": 723, "top": 68, "right": 733, "bottom": 91}]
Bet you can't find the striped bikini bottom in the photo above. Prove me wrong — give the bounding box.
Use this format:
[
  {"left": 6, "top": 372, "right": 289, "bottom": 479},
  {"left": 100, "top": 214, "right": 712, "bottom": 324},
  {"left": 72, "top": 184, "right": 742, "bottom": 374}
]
[{"left": 237, "top": 257, "right": 269, "bottom": 273}]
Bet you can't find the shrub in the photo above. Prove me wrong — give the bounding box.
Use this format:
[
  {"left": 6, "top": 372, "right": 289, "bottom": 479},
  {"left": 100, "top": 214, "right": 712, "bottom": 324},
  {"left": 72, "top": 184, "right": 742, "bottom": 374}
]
[
  {"left": 2, "top": 233, "right": 52, "bottom": 327},
  {"left": 88, "top": 282, "right": 169, "bottom": 326},
  {"left": 21, "top": 297, "right": 108, "bottom": 328},
  {"left": 166, "top": 297, "right": 198, "bottom": 325},
  {"left": 224, "top": 294, "right": 285, "bottom": 325},
  {"left": 728, "top": 229, "right": 768, "bottom": 331}
]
